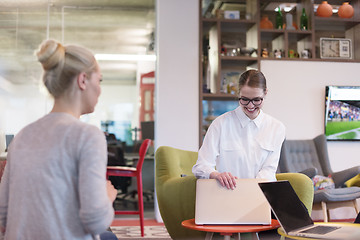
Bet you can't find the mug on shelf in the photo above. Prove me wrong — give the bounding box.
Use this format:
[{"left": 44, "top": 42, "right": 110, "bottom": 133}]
[{"left": 301, "top": 49, "right": 311, "bottom": 59}]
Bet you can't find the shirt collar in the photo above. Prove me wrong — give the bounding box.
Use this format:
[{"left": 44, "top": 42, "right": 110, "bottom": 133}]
[{"left": 235, "top": 106, "right": 264, "bottom": 128}]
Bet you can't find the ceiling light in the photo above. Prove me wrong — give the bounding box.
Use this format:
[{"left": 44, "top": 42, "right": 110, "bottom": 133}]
[
  {"left": 266, "top": 3, "right": 296, "bottom": 12},
  {"left": 99, "top": 63, "right": 137, "bottom": 70},
  {"left": 274, "top": 3, "right": 297, "bottom": 12},
  {"left": 95, "top": 54, "right": 156, "bottom": 61}
]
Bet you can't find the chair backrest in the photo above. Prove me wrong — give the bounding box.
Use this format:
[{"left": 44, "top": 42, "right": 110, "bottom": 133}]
[
  {"left": 276, "top": 173, "right": 314, "bottom": 216},
  {"left": 155, "top": 146, "right": 205, "bottom": 240},
  {"left": 156, "top": 146, "right": 197, "bottom": 183},
  {"left": 313, "top": 134, "right": 333, "bottom": 176},
  {"left": 278, "top": 134, "right": 333, "bottom": 177},
  {"left": 136, "top": 139, "right": 151, "bottom": 171}
]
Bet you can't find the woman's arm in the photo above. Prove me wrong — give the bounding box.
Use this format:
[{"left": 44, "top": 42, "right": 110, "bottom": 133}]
[
  {"left": 192, "top": 119, "right": 237, "bottom": 189},
  {"left": 0, "top": 158, "right": 9, "bottom": 236},
  {"left": 192, "top": 121, "right": 220, "bottom": 179},
  {"left": 78, "top": 126, "right": 114, "bottom": 235},
  {"left": 256, "top": 121, "right": 286, "bottom": 181}
]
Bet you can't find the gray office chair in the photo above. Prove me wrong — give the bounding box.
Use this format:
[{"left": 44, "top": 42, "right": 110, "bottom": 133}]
[{"left": 278, "top": 134, "right": 360, "bottom": 222}]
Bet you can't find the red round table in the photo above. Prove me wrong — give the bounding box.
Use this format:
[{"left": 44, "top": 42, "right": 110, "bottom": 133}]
[{"left": 181, "top": 218, "right": 280, "bottom": 240}]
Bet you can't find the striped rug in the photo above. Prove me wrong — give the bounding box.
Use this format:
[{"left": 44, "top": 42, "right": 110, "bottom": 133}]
[{"left": 110, "top": 225, "right": 171, "bottom": 240}]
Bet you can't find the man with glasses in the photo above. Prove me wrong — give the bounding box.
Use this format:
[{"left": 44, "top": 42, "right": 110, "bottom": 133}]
[{"left": 192, "top": 69, "right": 285, "bottom": 190}]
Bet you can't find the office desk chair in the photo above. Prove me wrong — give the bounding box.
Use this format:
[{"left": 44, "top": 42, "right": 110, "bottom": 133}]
[{"left": 106, "top": 139, "right": 151, "bottom": 237}]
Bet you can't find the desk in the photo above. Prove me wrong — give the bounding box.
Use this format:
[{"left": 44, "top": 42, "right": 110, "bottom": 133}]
[
  {"left": 277, "top": 222, "right": 360, "bottom": 240},
  {"left": 181, "top": 218, "right": 280, "bottom": 240}
]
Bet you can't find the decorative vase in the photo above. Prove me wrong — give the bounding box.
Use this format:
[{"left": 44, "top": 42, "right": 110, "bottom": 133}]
[
  {"left": 338, "top": 2, "right": 354, "bottom": 18},
  {"left": 286, "top": 13, "right": 295, "bottom": 30},
  {"left": 316, "top": 1, "right": 333, "bottom": 17},
  {"left": 260, "top": 16, "right": 273, "bottom": 29}
]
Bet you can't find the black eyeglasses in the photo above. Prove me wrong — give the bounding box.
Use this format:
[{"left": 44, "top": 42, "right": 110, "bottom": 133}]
[{"left": 238, "top": 97, "right": 263, "bottom": 106}]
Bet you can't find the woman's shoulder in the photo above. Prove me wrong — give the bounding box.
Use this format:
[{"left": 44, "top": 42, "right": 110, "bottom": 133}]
[
  {"left": 256, "top": 113, "right": 286, "bottom": 150},
  {"left": 262, "top": 112, "right": 285, "bottom": 130},
  {"left": 212, "top": 109, "right": 237, "bottom": 123},
  {"left": 64, "top": 116, "right": 104, "bottom": 138},
  {"left": 31, "top": 113, "right": 103, "bottom": 137}
]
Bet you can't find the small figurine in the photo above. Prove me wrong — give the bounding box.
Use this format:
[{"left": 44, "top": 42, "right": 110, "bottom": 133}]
[{"left": 261, "top": 48, "right": 269, "bottom": 58}]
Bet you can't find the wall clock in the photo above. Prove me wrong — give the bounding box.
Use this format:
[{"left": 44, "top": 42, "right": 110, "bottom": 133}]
[{"left": 320, "top": 38, "right": 352, "bottom": 59}]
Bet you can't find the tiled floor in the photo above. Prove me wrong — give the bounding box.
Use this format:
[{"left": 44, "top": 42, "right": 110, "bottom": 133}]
[{"left": 111, "top": 225, "right": 171, "bottom": 239}]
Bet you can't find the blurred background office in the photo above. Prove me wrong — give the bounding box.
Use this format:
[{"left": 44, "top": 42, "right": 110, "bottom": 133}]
[
  {"left": 0, "top": 0, "right": 156, "bottom": 215},
  {"left": 0, "top": 0, "right": 155, "bottom": 154}
]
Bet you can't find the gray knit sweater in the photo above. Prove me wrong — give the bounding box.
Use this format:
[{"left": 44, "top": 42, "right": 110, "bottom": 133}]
[{"left": 0, "top": 112, "right": 114, "bottom": 240}]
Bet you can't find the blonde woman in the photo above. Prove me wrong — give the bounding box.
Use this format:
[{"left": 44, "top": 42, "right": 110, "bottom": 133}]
[{"left": 0, "top": 39, "right": 118, "bottom": 240}]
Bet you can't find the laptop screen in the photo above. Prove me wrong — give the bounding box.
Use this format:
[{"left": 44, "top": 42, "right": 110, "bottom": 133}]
[{"left": 258, "top": 181, "right": 314, "bottom": 233}]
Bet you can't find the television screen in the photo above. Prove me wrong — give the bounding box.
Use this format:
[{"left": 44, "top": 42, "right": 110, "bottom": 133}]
[{"left": 325, "top": 86, "right": 360, "bottom": 141}]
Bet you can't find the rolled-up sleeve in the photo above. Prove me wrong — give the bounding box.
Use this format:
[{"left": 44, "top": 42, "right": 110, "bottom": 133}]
[{"left": 256, "top": 147, "right": 282, "bottom": 181}]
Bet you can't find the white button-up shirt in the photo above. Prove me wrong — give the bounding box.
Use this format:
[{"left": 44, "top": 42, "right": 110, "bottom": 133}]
[{"left": 192, "top": 106, "right": 286, "bottom": 181}]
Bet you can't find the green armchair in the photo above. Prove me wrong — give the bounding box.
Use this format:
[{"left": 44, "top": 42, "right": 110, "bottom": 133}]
[{"left": 155, "top": 146, "right": 314, "bottom": 240}]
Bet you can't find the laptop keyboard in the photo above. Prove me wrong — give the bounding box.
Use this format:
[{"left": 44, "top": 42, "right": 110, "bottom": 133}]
[{"left": 299, "top": 225, "right": 341, "bottom": 235}]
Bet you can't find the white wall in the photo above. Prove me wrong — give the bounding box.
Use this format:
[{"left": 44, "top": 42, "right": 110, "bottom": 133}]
[
  {"left": 155, "top": 0, "right": 199, "bottom": 221},
  {"left": 155, "top": 0, "right": 199, "bottom": 151},
  {"left": 261, "top": 60, "right": 360, "bottom": 220},
  {"left": 0, "top": 84, "right": 52, "bottom": 136},
  {"left": 261, "top": 60, "right": 360, "bottom": 172}
]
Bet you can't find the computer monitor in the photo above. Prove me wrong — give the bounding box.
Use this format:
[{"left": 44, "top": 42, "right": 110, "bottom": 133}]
[
  {"left": 5, "top": 134, "right": 14, "bottom": 151},
  {"left": 140, "top": 121, "right": 154, "bottom": 140}
]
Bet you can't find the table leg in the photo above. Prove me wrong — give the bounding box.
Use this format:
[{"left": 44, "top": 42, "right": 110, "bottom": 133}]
[
  {"left": 234, "top": 233, "right": 259, "bottom": 240},
  {"left": 205, "top": 232, "right": 214, "bottom": 240},
  {"left": 251, "top": 232, "right": 259, "bottom": 240},
  {"left": 220, "top": 233, "right": 233, "bottom": 240},
  {"left": 223, "top": 235, "right": 231, "bottom": 240}
]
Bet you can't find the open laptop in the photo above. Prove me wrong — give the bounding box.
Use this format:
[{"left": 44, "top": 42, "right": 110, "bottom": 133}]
[
  {"left": 258, "top": 181, "right": 360, "bottom": 240},
  {"left": 195, "top": 178, "right": 271, "bottom": 225}
]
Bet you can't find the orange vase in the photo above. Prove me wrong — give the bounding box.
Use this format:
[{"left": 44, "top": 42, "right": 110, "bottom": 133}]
[
  {"left": 260, "top": 16, "right": 273, "bottom": 29},
  {"left": 338, "top": 2, "right": 354, "bottom": 18},
  {"left": 316, "top": 1, "right": 333, "bottom": 17}
]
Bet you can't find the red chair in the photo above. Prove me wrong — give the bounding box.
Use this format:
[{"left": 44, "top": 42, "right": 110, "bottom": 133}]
[
  {"left": 0, "top": 160, "right": 6, "bottom": 180},
  {"left": 106, "top": 139, "right": 151, "bottom": 237}
]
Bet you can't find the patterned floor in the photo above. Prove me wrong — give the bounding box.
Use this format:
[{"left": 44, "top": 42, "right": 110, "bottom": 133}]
[{"left": 110, "top": 226, "right": 171, "bottom": 240}]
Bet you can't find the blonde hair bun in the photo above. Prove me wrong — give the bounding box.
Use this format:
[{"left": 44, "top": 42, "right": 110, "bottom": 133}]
[
  {"left": 36, "top": 38, "right": 97, "bottom": 98},
  {"left": 36, "top": 39, "right": 65, "bottom": 70}
]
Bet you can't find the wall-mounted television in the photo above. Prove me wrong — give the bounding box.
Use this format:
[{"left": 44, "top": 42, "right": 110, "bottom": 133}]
[{"left": 325, "top": 86, "right": 360, "bottom": 141}]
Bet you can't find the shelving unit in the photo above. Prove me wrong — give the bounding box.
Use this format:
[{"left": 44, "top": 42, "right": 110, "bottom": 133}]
[{"left": 199, "top": 0, "right": 360, "bottom": 143}]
